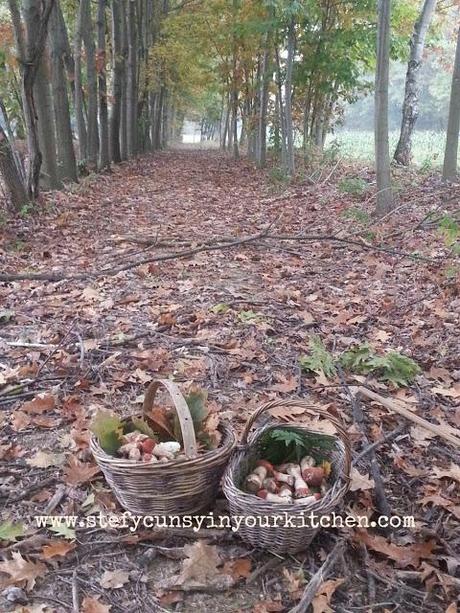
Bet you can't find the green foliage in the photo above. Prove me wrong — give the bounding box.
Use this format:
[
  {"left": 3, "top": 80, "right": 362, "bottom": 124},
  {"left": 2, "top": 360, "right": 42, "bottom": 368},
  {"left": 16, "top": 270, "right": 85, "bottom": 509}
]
[
  {"left": 237, "top": 310, "right": 264, "bottom": 323},
  {"left": 339, "top": 177, "right": 369, "bottom": 196},
  {"left": 0, "top": 521, "right": 24, "bottom": 542},
  {"left": 299, "top": 336, "right": 336, "bottom": 378},
  {"left": 129, "top": 417, "right": 157, "bottom": 440},
  {"left": 438, "top": 215, "right": 459, "bottom": 247},
  {"left": 259, "top": 427, "right": 335, "bottom": 465},
  {"left": 340, "top": 345, "right": 421, "bottom": 386},
  {"left": 210, "top": 302, "right": 230, "bottom": 314},
  {"left": 269, "top": 166, "right": 290, "bottom": 184},
  {"left": 90, "top": 411, "right": 124, "bottom": 455},
  {"left": 342, "top": 206, "right": 370, "bottom": 224}
]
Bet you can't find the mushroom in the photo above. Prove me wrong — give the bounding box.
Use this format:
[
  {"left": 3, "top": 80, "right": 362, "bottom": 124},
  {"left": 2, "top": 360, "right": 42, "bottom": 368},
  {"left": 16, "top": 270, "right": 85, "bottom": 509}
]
[
  {"left": 279, "top": 463, "right": 310, "bottom": 498},
  {"left": 256, "top": 489, "right": 292, "bottom": 503}
]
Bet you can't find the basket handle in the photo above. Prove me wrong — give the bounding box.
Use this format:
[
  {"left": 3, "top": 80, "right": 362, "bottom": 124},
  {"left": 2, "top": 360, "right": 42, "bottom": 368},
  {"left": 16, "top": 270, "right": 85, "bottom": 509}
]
[
  {"left": 241, "top": 398, "right": 348, "bottom": 445},
  {"left": 142, "top": 379, "right": 198, "bottom": 459}
]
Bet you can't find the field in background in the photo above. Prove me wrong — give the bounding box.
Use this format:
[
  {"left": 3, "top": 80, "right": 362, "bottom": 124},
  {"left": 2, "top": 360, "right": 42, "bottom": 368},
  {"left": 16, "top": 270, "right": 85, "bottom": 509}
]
[{"left": 327, "top": 130, "right": 447, "bottom": 168}]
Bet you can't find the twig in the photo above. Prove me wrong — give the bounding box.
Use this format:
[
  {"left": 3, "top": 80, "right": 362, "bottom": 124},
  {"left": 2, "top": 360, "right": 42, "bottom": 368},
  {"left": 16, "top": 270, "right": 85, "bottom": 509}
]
[
  {"left": 288, "top": 539, "right": 345, "bottom": 613},
  {"left": 72, "top": 568, "right": 80, "bottom": 613},
  {"left": 337, "top": 369, "right": 392, "bottom": 518},
  {"left": 0, "top": 225, "right": 438, "bottom": 283},
  {"left": 354, "top": 386, "right": 460, "bottom": 448},
  {"left": 247, "top": 557, "right": 282, "bottom": 585},
  {"left": 352, "top": 425, "right": 406, "bottom": 466}
]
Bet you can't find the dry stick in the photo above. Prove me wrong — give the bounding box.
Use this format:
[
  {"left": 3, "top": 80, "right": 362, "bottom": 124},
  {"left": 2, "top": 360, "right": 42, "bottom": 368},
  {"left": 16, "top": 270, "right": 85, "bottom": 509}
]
[
  {"left": 338, "top": 369, "right": 392, "bottom": 518},
  {"left": 72, "top": 568, "right": 80, "bottom": 613},
  {"left": 354, "top": 386, "right": 460, "bottom": 448},
  {"left": 0, "top": 228, "right": 438, "bottom": 283},
  {"left": 288, "top": 539, "right": 345, "bottom": 613},
  {"left": 352, "top": 425, "right": 406, "bottom": 466}
]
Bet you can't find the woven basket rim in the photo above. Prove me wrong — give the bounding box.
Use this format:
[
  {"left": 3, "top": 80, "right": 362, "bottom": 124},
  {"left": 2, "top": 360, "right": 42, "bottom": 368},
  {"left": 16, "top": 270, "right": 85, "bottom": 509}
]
[{"left": 91, "top": 420, "right": 236, "bottom": 470}]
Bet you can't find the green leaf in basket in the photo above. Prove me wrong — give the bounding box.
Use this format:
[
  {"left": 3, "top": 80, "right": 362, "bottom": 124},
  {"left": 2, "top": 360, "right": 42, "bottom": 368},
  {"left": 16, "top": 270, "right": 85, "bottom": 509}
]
[
  {"left": 90, "top": 411, "right": 124, "bottom": 455},
  {"left": 259, "top": 428, "right": 336, "bottom": 465},
  {"left": 131, "top": 416, "right": 157, "bottom": 440}
]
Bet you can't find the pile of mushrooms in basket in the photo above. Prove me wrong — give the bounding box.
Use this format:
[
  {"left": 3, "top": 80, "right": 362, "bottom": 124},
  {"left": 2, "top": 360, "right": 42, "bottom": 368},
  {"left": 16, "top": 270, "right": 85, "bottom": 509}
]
[
  {"left": 242, "top": 428, "right": 333, "bottom": 503},
  {"left": 90, "top": 386, "right": 221, "bottom": 463}
]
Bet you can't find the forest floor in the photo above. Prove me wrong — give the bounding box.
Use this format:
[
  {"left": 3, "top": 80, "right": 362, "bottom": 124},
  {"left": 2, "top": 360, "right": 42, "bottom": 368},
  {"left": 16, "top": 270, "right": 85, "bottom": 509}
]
[{"left": 0, "top": 149, "right": 459, "bottom": 613}]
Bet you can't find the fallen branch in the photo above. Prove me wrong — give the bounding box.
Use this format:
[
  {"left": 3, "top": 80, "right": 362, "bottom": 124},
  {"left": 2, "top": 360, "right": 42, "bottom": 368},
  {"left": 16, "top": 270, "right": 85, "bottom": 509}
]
[
  {"left": 355, "top": 386, "right": 460, "bottom": 448},
  {"left": 288, "top": 539, "right": 345, "bottom": 613},
  {"left": 0, "top": 227, "right": 438, "bottom": 283}
]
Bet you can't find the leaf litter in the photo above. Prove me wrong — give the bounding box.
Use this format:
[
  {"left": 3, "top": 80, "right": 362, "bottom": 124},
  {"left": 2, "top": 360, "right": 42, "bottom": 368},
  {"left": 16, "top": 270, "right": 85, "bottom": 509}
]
[{"left": 0, "top": 150, "right": 459, "bottom": 611}]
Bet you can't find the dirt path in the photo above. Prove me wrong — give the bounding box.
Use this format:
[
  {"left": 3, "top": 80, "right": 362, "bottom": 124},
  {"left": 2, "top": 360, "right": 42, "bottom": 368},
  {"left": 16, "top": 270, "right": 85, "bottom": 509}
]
[{"left": 0, "top": 150, "right": 459, "bottom": 611}]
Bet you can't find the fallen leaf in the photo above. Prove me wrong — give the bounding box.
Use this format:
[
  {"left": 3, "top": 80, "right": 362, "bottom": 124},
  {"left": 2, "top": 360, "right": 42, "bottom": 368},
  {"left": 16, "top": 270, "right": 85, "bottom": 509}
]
[
  {"left": 21, "top": 394, "right": 56, "bottom": 414},
  {"left": 355, "top": 530, "right": 436, "bottom": 568},
  {"left": 26, "top": 451, "right": 66, "bottom": 468},
  {"left": 179, "top": 541, "right": 221, "bottom": 584},
  {"left": 0, "top": 521, "right": 24, "bottom": 542},
  {"left": 63, "top": 457, "right": 100, "bottom": 486},
  {"left": 222, "top": 558, "right": 252, "bottom": 580},
  {"left": 432, "top": 463, "right": 460, "bottom": 484},
  {"left": 349, "top": 467, "right": 375, "bottom": 492},
  {"left": 0, "top": 552, "right": 47, "bottom": 590},
  {"left": 312, "top": 578, "right": 345, "bottom": 613},
  {"left": 81, "top": 596, "right": 111, "bottom": 613},
  {"left": 41, "top": 540, "right": 76, "bottom": 559},
  {"left": 99, "top": 569, "right": 130, "bottom": 589}
]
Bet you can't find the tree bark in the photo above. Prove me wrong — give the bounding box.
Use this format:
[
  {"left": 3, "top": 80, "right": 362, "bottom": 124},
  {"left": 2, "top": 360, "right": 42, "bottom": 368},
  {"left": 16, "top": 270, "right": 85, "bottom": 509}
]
[
  {"left": 126, "top": 0, "right": 138, "bottom": 157},
  {"left": 81, "top": 0, "right": 99, "bottom": 169},
  {"left": 374, "top": 0, "right": 393, "bottom": 216},
  {"left": 97, "top": 0, "right": 110, "bottom": 170},
  {"left": 442, "top": 22, "right": 460, "bottom": 181},
  {"left": 74, "top": 0, "right": 88, "bottom": 163},
  {"left": 49, "top": 0, "right": 77, "bottom": 183},
  {"left": 120, "top": 0, "right": 129, "bottom": 160},
  {"left": 394, "top": 0, "right": 437, "bottom": 165},
  {"left": 9, "top": 0, "right": 56, "bottom": 199},
  {"left": 284, "top": 17, "right": 296, "bottom": 176},
  {"left": 110, "top": 0, "right": 123, "bottom": 162},
  {"left": 0, "top": 116, "right": 29, "bottom": 211}
]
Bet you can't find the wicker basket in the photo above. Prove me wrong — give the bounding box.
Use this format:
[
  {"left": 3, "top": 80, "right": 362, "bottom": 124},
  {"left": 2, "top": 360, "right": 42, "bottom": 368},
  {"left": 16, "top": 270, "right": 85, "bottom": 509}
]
[
  {"left": 222, "top": 398, "right": 351, "bottom": 554},
  {"left": 91, "top": 379, "right": 236, "bottom": 515}
]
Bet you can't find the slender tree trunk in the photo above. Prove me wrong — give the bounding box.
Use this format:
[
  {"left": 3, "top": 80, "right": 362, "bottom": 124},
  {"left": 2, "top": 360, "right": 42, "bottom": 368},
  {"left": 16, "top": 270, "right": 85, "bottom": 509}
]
[
  {"left": 74, "top": 0, "right": 88, "bottom": 163},
  {"left": 120, "top": 0, "right": 129, "bottom": 160},
  {"left": 394, "top": 0, "right": 437, "bottom": 165},
  {"left": 442, "top": 22, "right": 460, "bottom": 181},
  {"left": 256, "top": 38, "right": 270, "bottom": 168},
  {"left": 284, "top": 17, "right": 296, "bottom": 175},
  {"left": 81, "top": 0, "right": 99, "bottom": 169},
  {"left": 110, "top": 0, "right": 123, "bottom": 162},
  {"left": 231, "top": 0, "right": 239, "bottom": 159},
  {"left": 49, "top": 0, "right": 77, "bottom": 182},
  {"left": 126, "top": 0, "right": 138, "bottom": 157},
  {"left": 9, "top": 0, "right": 56, "bottom": 199},
  {"left": 0, "top": 118, "right": 29, "bottom": 211},
  {"left": 97, "top": 0, "right": 110, "bottom": 170},
  {"left": 275, "top": 45, "right": 287, "bottom": 168},
  {"left": 374, "top": 0, "right": 393, "bottom": 216}
]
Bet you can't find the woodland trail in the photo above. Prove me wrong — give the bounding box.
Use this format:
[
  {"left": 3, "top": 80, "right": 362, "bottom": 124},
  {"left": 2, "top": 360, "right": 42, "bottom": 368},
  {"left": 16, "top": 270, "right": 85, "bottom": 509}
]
[{"left": 0, "top": 150, "right": 459, "bottom": 611}]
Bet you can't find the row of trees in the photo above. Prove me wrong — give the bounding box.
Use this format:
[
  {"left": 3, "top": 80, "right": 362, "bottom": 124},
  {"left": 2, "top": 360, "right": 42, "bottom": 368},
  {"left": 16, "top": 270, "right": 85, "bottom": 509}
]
[
  {"left": 0, "top": 0, "right": 173, "bottom": 211},
  {"left": 0, "top": 0, "right": 459, "bottom": 218}
]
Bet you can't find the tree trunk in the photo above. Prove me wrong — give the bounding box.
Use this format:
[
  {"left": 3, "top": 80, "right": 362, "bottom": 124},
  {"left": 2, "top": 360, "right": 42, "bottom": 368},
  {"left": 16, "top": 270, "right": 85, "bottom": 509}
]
[
  {"left": 126, "top": 0, "right": 138, "bottom": 157},
  {"left": 0, "top": 118, "right": 29, "bottom": 211},
  {"left": 120, "top": 0, "right": 129, "bottom": 160},
  {"left": 9, "top": 0, "right": 56, "bottom": 199},
  {"left": 374, "top": 0, "right": 393, "bottom": 216},
  {"left": 394, "top": 0, "right": 437, "bottom": 165},
  {"left": 34, "top": 51, "right": 61, "bottom": 189},
  {"left": 442, "top": 22, "right": 460, "bottom": 181},
  {"left": 231, "top": 0, "right": 239, "bottom": 159},
  {"left": 81, "top": 0, "right": 99, "bottom": 169},
  {"left": 97, "top": 0, "right": 110, "bottom": 170},
  {"left": 256, "top": 38, "right": 270, "bottom": 168},
  {"left": 284, "top": 17, "right": 296, "bottom": 176},
  {"left": 275, "top": 45, "right": 287, "bottom": 168},
  {"left": 74, "top": 0, "right": 88, "bottom": 163},
  {"left": 110, "top": 0, "right": 123, "bottom": 162},
  {"left": 49, "top": 0, "right": 77, "bottom": 183}
]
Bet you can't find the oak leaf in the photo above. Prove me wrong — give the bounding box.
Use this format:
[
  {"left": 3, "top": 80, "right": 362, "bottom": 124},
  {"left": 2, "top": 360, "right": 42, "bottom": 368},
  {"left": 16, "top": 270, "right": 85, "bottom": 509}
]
[
  {"left": 81, "top": 596, "right": 112, "bottom": 613},
  {"left": 355, "top": 530, "right": 436, "bottom": 568},
  {"left": 41, "top": 539, "right": 76, "bottom": 559},
  {"left": 63, "top": 457, "right": 100, "bottom": 486},
  {"left": 312, "top": 578, "right": 345, "bottom": 613},
  {"left": 0, "top": 552, "right": 46, "bottom": 590}
]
